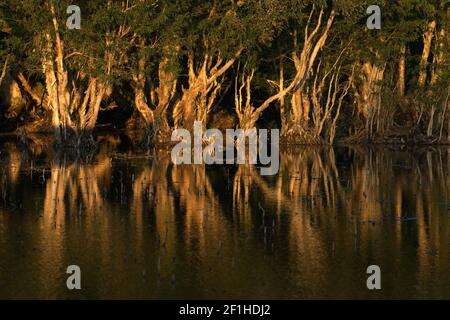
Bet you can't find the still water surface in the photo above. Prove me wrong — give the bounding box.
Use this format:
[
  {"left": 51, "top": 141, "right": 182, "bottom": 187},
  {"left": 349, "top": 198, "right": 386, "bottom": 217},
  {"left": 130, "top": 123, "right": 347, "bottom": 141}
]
[{"left": 0, "top": 138, "right": 449, "bottom": 299}]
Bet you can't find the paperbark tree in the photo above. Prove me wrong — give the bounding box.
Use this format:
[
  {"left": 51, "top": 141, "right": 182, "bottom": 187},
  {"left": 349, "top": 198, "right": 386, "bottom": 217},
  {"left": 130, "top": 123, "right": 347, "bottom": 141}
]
[
  {"left": 132, "top": 48, "right": 179, "bottom": 142},
  {"left": 288, "top": 8, "right": 336, "bottom": 129},
  {"left": 418, "top": 20, "right": 436, "bottom": 87},
  {"left": 173, "top": 49, "right": 242, "bottom": 129}
]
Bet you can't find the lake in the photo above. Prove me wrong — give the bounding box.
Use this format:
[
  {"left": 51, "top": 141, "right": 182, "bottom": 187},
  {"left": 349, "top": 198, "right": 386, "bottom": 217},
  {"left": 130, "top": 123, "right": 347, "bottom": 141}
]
[{"left": 0, "top": 136, "right": 449, "bottom": 299}]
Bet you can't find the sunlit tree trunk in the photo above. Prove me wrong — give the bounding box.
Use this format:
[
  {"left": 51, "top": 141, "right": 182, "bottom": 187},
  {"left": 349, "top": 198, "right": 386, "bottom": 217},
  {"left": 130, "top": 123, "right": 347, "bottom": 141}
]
[
  {"left": 42, "top": 32, "right": 64, "bottom": 143},
  {"left": 284, "top": 8, "right": 336, "bottom": 136},
  {"left": 418, "top": 20, "right": 436, "bottom": 87},
  {"left": 133, "top": 57, "right": 155, "bottom": 126},
  {"left": 0, "top": 55, "right": 8, "bottom": 87},
  {"left": 39, "top": 0, "right": 111, "bottom": 146},
  {"left": 397, "top": 45, "right": 406, "bottom": 97},
  {"left": 173, "top": 49, "right": 241, "bottom": 129},
  {"left": 77, "top": 78, "right": 106, "bottom": 144},
  {"left": 354, "top": 60, "right": 385, "bottom": 139},
  {"left": 431, "top": 26, "right": 446, "bottom": 85},
  {"left": 132, "top": 46, "right": 178, "bottom": 142},
  {"left": 235, "top": 8, "right": 336, "bottom": 132},
  {"left": 310, "top": 62, "right": 353, "bottom": 143}
]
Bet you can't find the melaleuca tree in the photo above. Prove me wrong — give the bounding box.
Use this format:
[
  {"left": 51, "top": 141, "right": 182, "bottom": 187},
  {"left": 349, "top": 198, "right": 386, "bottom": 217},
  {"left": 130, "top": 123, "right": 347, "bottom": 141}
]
[
  {"left": 170, "top": 0, "right": 250, "bottom": 130},
  {"left": 118, "top": 0, "right": 176, "bottom": 142},
  {"left": 357, "top": 0, "right": 449, "bottom": 141},
  {"left": 141, "top": 0, "right": 291, "bottom": 132},
  {"left": 276, "top": 0, "right": 357, "bottom": 142},
  {"left": 124, "top": 0, "right": 258, "bottom": 142},
  {"left": 0, "top": 0, "right": 448, "bottom": 145},
  {"left": 327, "top": 0, "right": 425, "bottom": 140},
  {"left": 422, "top": 1, "right": 450, "bottom": 141},
  {"left": 3, "top": 0, "right": 133, "bottom": 147},
  {"left": 232, "top": 0, "right": 361, "bottom": 139}
]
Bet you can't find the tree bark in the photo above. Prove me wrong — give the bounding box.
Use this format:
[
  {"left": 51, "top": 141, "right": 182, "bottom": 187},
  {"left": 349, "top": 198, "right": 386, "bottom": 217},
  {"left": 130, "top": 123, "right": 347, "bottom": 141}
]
[
  {"left": 133, "top": 57, "right": 154, "bottom": 126},
  {"left": 17, "top": 72, "right": 48, "bottom": 109},
  {"left": 0, "top": 73, "right": 25, "bottom": 118},
  {"left": 397, "top": 45, "right": 406, "bottom": 97},
  {"left": 361, "top": 62, "right": 384, "bottom": 113},
  {"left": 286, "top": 8, "right": 336, "bottom": 133},
  {"left": 42, "top": 32, "right": 63, "bottom": 142},
  {"left": 173, "top": 49, "right": 242, "bottom": 129},
  {"left": 431, "top": 27, "right": 446, "bottom": 85},
  {"left": 0, "top": 55, "right": 8, "bottom": 87},
  {"left": 418, "top": 20, "right": 436, "bottom": 87}
]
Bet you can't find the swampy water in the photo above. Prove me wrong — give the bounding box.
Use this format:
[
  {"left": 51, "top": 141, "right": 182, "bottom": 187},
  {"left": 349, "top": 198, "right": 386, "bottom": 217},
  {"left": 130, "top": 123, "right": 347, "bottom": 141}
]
[{"left": 0, "top": 136, "right": 450, "bottom": 299}]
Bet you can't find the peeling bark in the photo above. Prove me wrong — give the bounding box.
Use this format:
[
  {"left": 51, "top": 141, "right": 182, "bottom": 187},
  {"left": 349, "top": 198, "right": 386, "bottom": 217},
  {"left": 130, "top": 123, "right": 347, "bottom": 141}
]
[
  {"left": 283, "top": 8, "right": 336, "bottom": 135},
  {"left": 132, "top": 46, "right": 178, "bottom": 143},
  {"left": 418, "top": 20, "right": 436, "bottom": 87},
  {"left": 431, "top": 27, "right": 446, "bottom": 85},
  {"left": 37, "top": 0, "right": 111, "bottom": 146},
  {"left": 173, "top": 49, "right": 241, "bottom": 129},
  {"left": 133, "top": 57, "right": 154, "bottom": 126},
  {"left": 358, "top": 61, "right": 385, "bottom": 138},
  {"left": 232, "top": 7, "right": 337, "bottom": 134}
]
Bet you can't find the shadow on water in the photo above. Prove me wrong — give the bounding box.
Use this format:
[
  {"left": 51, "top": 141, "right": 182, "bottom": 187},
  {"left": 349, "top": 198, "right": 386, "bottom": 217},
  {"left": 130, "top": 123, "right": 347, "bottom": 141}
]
[{"left": 0, "top": 136, "right": 449, "bottom": 299}]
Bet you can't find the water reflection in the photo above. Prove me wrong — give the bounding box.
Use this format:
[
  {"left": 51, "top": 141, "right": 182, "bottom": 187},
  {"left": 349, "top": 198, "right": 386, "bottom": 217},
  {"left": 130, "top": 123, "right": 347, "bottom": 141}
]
[{"left": 0, "top": 140, "right": 449, "bottom": 299}]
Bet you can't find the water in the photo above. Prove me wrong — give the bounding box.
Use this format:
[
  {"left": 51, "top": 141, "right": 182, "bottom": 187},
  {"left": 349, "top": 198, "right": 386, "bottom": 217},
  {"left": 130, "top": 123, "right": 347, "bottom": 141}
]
[{"left": 0, "top": 138, "right": 450, "bottom": 299}]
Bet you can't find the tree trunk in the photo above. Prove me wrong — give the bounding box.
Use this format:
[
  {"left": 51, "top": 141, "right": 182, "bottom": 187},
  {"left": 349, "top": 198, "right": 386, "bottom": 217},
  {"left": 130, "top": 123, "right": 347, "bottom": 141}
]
[
  {"left": 42, "top": 33, "right": 63, "bottom": 142},
  {"left": 133, "top": 57, "right": 154, "bottom": 126},
  {"left": 79, "top": 78, "right": 105, "bottom": 134},
  {"left": 17, "top": 72, "right": 49, "bottom": 110},
  {"left": 397, "top": 45, "right": 406, "bottom": 97},
  {"left": 0, "top": 55, "right": 8, "bottom": 87},
  {"left": 431, "top": 27, "right": 446, "bottom": 85},
  {"left": 0, "top": 74, "right": 26, "bottom": 118},
  {"left": 285, "top": 8, "right": 336, "bottom": 135},
  {"left": 291, "top": 89, "right": 310, "bottom": 124},
  {"left": 155, "top": 55, "right": 178, "bottom": 120},
  {"left": 173, "top": 49, "right": 241, "bottom": 129},
  {"left": 359, "top": 61, "right": 385, "bottom": 138},
  {"left": 131, "top": 47, "right": 178, "bottom": 144},
  {"left": 38, "top": 1, "right": 110, "bottom": 147},
  {"left": 418, "top": 20, "right": 436, "bottom": 87}
]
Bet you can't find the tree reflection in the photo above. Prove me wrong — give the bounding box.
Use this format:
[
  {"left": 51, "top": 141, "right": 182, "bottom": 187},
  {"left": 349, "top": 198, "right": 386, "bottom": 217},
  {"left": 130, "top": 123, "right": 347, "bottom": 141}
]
[{"left": 0, "top": 141, "right": 450, "bottom": 298}]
